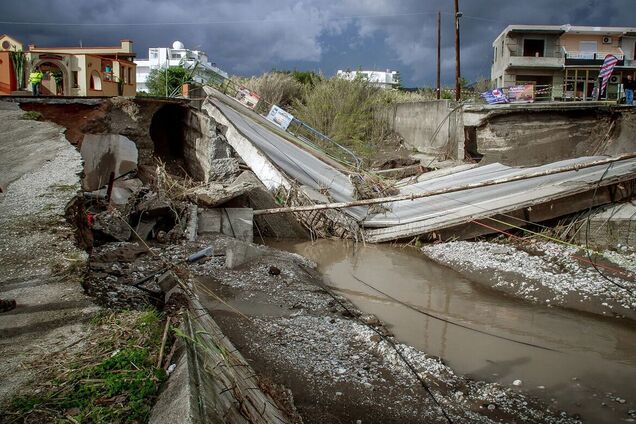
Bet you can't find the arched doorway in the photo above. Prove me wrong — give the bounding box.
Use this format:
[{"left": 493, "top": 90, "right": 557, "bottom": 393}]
[
  {"left": 89, "top": 70, "right": 102, "bottom": 91},
  {"left": 33, "top": 60, "right": 68, "bottom": 96}
]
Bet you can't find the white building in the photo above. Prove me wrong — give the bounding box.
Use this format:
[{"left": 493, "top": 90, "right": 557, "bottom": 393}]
[
  {"left": 336, "top": 69, "right": 401, "bottom": 89},
  {"left": 135, "top": 41, "right": 228, "bottom": 93}
]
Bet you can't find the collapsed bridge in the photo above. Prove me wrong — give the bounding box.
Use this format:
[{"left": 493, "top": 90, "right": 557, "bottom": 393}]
[{"left": 202, "top": 86, "right": 636, "bottom": 243}]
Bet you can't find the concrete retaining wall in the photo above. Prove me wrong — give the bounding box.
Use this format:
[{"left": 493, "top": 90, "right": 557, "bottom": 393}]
[
  {"left": 464, "top": 103, "right": 636, "bottom": 166},
  {"left": 380, "top": 100, "right": 465, "bottom": 159},
  {"left": 575, "top": 202, "right": 636, "bottom": 250}
]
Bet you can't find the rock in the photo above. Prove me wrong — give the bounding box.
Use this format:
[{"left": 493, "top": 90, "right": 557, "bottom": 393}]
[
  {"left": 136, "top": 193, "right": 172, "bottom": 218},
  {"left": 268, "top": 266, "right": 281, "bottom": 276},
  {"left": 361, "top": 315, "right": 381, "bottom": 326},
  {"left": 80, "top": 134, "right": 138, "bottom": 191},
  {"left": 487, "top": 404, "right": 496, "bottom": 410},
  {"left": 198, "top": 209, "right": 223, "bottom": 234},
  {"left": 209, "top": 158, "right": 240, "bottom": 183},
  {"left": 133, "top": 219, "right": 158, "bottom": 241},
  {"left": 92, "top": 211, "right": 131, "bottom": 242},
  {"left": 512, "top": 379, "right": 523, "bottom": 386}
]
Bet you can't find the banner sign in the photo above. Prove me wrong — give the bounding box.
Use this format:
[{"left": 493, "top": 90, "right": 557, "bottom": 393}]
[
  {"left": 235, "top": 86, "right": 260, "bottom": 110},
  {"left": 508, "top": 84, "right": 535, "bottom": 103},
  {"left": 482, "top": 84, "right": 535, "bottom": 104},
  {"left": 481, "top": 88, "right": 509, "bottom": 104},
  {"left": 266, "top": 105, "right": 295, "bottom": 130}
]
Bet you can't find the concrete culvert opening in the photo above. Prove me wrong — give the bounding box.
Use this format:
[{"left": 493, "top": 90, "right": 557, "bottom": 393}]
[{"left": 149, "top": 104, "right": 188, "bottom": 161}]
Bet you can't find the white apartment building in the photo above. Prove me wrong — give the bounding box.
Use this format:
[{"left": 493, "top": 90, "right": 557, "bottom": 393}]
[
  {"left": 135, "top": 41, "right": 228, "bottom": 93},
  {"left": 336, "top": 69, "right": 401, "bottom": 89}
]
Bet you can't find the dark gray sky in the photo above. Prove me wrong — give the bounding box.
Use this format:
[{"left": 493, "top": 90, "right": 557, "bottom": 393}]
[{"left": 2, "top": 0, "right": 635, "bottom": 87}]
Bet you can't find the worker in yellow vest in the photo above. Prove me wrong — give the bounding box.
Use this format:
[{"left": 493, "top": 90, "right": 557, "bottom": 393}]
[{"left": 29, "top": 68, "right": 44, "bottom": 96}]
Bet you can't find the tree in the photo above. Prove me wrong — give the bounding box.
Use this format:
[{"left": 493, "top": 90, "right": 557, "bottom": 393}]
[
  {"left": 9, "top": 48, "right": 25, "bottom": 90},
  {"left": 145, "top": 66, "right": 191, "bottom": 97}
]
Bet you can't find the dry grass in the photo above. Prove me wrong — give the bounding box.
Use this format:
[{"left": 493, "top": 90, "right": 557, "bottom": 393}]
[{"left": 153, "top": 162, "right": 207, "bottom": 202}]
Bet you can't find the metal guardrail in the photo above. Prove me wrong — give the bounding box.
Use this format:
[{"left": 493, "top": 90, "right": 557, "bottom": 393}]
[{"left": 211, "top": 76, "right": 363, "bottom": 169}]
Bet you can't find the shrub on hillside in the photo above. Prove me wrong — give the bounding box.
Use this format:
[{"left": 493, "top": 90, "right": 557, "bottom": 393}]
[{"left": 291, "top": 78, "right": 393, "bottom": 160}]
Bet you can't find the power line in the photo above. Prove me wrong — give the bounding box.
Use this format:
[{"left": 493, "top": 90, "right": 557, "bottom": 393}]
[
  {"left": 0, "top": 10, "right": 508, "bottom": 28},
  {"left": 0, "top": 10, "right": 448, "bottom": 27}
]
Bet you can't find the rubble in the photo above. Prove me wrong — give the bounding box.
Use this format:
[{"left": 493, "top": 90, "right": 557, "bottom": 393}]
[
  {"left": 92, "top": 210, "right": 131, "bottom": 242},
  {"left": 198, "top": 208, "right": 254, "bottom": 242}
]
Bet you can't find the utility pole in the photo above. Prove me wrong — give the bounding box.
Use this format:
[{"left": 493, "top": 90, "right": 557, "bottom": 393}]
[
  {"left": 454, "top": 0, "right": 462, "bottom": 101},
  {"left": 436, "top": 11, "right": 441, "bottom": 99}
]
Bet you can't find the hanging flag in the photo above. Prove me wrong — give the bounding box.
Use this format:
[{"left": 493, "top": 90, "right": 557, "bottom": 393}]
[
  {"left": 600, "top": 54, "right": 619, "bottom": 95},
  {"left": 481, "top": 88, "right": 509, "bottom": 104}
]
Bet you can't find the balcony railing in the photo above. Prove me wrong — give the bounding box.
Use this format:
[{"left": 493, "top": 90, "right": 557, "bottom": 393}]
[{"left": 565, "top": 52, "right": 624, "bottom": 61}]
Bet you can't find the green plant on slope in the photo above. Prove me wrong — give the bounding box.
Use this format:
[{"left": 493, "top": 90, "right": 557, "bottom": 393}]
[
  {"left": 8, "top": 309, "right": 169, "bottom": 423},
  {"left": 291, "top": 77, "right": 392, "bottom": 162}
]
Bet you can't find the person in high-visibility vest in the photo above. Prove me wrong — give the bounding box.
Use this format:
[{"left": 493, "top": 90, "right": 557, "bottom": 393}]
[{"left": 29, "top": 68, "right": 44, "bottom": 96}]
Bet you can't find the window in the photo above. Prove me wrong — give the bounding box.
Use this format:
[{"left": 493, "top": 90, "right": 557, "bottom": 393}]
[
  {"left": 127, "top": 67, "right": 132, "bottom": 84},
  {"left": 72, "top": 71, "right": 79, "bottom": 88},
  {"left": 579, "top": 41, "right": 597, "bottom": 53},
  {"left": 171, "top": 52, "right": 182, "bottom": 59},
  {"left": 150, "top": 49, "right": 158, "bottom": 59},
  {"left": 501, "top": 39, "right": 504, "bottom": 57},
  {"left": 523, "top": 39, "right": 545, "bottom": 57}
]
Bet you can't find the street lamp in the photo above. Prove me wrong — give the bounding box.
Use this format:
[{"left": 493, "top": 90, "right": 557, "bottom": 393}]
[{"left": 454, "top": 0, "right": 462, "bottom": 101}]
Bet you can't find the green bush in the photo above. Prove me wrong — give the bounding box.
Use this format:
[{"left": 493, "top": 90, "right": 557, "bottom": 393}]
[{"left": 20, "top": 111, "right": 42, "bottom": 121}]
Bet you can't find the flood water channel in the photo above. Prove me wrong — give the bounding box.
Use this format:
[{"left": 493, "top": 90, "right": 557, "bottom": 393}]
[{"left": 269, "top": 239, "right": 636, "bottom": 424}]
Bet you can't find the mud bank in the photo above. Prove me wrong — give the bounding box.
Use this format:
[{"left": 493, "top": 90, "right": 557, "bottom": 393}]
[
  {"left": 275, "top": 239, "right": 636, "bottom": 424},
  {"left": 192, "top": 235, "right": 578, "bottom": 424},
  {"left": 421, "top": 240, "right": 636, "bottom": 321}
]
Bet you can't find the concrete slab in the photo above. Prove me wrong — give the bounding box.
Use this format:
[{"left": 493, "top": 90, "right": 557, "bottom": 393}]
[
  {"left": 80, "top": 133, "right": 138, "bottom": 191},
  {"left": 576, "top": 202, "right": 636, "bottom": 249},
  {"left": 225, "top": 239, "right": 265, "bottom": 269},
  {"left": 198, "top": 208, "right": 254, "bottom": 242}
]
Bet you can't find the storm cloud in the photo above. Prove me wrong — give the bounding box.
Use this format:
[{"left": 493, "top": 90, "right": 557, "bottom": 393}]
[{"left": 2, "top": 0, "right": 635, "bottom": 86}]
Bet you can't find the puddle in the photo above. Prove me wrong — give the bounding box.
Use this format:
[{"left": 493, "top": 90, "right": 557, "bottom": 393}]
[
  {"left": 197, "top": 276, "right": 293, "bottom": 318},
  {"left": 269, "top": 239, "right": 636, "bottom": 424}
]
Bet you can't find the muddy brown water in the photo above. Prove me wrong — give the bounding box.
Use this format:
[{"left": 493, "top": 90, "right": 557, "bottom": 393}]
[{"left": 269, "top": 239, "right": 636, "bottom": 424}]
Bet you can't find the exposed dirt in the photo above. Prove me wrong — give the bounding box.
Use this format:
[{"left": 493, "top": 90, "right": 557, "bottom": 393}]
[{"left": 20, "top": 102, "right": 106, "bottom": 145}]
